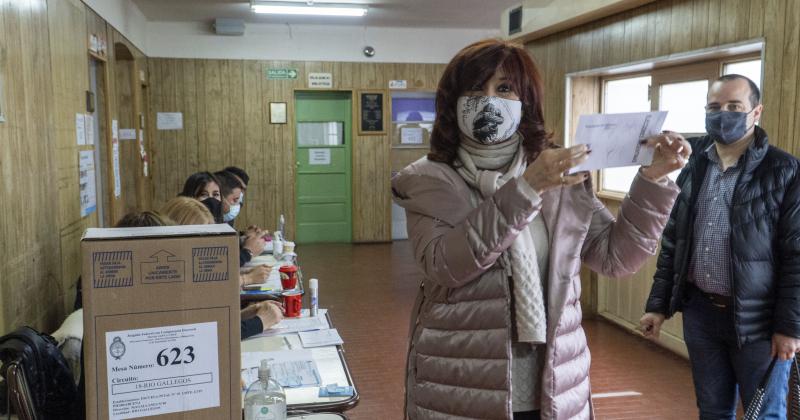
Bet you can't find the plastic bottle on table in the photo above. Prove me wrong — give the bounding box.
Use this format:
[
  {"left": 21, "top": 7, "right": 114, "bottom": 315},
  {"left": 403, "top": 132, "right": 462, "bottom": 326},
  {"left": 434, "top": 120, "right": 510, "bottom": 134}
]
[
  {"left": 309, "top": 278, "right": 319, "bottom": 317},
  {"left": 244, "top": 359, "right": 286, "bottom": 420}
]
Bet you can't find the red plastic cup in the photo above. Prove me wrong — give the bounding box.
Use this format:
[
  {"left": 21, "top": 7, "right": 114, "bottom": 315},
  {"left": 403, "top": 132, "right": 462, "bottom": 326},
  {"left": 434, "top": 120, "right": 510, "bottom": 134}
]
[
  {"left": 279, "top": 265, "right": 299, "bottom": 290},
  {"left": 282, "top": 291, "right": 302, "bottom": 318}
]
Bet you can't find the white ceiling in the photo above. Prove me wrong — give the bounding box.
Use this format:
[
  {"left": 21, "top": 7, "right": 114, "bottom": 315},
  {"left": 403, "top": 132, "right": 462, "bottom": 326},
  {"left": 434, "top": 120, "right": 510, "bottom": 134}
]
[{"left": 132, "top": 0, "right": 521, "bottom": 29}]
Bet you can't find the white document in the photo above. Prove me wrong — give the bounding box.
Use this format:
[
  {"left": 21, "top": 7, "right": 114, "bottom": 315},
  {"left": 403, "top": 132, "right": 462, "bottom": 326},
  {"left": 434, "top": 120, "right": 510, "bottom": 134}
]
[
  {"left": 157, "top": 112, "right": 183, "bottom": 130},
  {"left": 242, "top": 350, "right": 321, "bottom": 389},
  {"left": 76, "top": 113, "right": 86, "bottom": 145},
  {"left": 85, "top": 114, "right": 95, "bottom": 145},
  {"left": 298, "top": 329, "right": 343, "bottom": 348},
  {"left": 105, "top": 322, "right": 220, "bottom": 420},
  {"left": 308, "top": 72, "right": 333, "bottom": 89},
  {"left": 79, "top": 151, "right": 96, "bottom": 217},
  {"left": 570, "top": 111, "right": 667, "bottom": 173},
  {"left": 252, "top": 310, "right": 329, "bottom": 338},
  {"left": 112, "top": 119, "right": 119, "bottom": 140},
  {"left": 308, "top": 148, "right": 331, "bottom": 165},
  {"left": 119, "top": 129, "right": 136, "bottom": 140},
  {"left": 112, "top": 141, "right": 121, "bottom": 198},
  {"left": 401, "top": 127, "right": 424, "bottom": 145}
]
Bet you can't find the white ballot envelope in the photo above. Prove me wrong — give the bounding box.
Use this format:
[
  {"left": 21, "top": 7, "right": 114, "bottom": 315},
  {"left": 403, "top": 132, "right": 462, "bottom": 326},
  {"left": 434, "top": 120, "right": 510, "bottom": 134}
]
[{"left": 569, "top": 111, "right": 668, "bottom": 173}]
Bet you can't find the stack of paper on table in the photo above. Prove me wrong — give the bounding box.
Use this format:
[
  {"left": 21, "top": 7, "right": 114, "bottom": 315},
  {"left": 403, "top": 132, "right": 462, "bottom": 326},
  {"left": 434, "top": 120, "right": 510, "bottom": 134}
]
[
  {"left": 251, "top": 309, "right": 329, "bottom": 338},
  {"left": 298, "top": 329, "right": 344, "bottom": 348}
]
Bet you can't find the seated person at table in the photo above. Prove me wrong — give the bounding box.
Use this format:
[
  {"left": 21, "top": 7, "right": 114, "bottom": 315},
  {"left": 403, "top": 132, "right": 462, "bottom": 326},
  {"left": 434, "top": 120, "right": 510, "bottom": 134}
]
[
  {"left": 161, "top": 196, "right": 269, "bottom": 285},
  {"left": 160, "top": 198, "right": 278, "bottom": 337},
  {"left": 179, "top": 171, "right": 224, "bottom": 223},
  {"left": 213, "top": 170, "right": 245, "bottom": 226},
  {"left": 214, "top": 170, "right": 267, "bottom": 266}
]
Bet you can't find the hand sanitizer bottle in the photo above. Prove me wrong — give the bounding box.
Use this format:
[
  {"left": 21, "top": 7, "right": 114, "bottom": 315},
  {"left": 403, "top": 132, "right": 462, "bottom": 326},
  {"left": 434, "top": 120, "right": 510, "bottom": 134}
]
[{"left": 244, "top": 359, "right": 286, "bottom": 420}]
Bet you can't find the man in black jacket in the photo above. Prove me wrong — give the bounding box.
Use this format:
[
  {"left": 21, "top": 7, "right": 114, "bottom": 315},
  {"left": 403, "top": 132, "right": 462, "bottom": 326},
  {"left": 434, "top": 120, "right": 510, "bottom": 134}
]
[{"left": 640, "top": 74, "right": 800, "bottom": 418}]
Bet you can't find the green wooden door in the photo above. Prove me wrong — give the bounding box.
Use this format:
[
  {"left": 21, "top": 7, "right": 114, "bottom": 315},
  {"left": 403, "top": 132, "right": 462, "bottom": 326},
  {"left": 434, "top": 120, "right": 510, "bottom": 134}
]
[{"left": 295, "top": 91, "right": 352, "bottom": 243}]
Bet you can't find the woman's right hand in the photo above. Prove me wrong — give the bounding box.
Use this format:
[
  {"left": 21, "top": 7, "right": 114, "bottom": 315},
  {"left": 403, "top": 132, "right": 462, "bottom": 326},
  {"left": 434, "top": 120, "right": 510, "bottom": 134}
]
[{"left": 522, "top": 145, "right": 591, "bottom": 195}]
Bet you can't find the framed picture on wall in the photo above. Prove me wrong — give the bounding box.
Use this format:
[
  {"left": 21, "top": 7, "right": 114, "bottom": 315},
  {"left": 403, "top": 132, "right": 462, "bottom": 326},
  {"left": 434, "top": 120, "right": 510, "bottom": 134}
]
[
  {"left": 358, "top": 90, "right": 387, "bottom": 135},
  {"left": 270, "top": 102, "right": 287, "bottom": 124}
]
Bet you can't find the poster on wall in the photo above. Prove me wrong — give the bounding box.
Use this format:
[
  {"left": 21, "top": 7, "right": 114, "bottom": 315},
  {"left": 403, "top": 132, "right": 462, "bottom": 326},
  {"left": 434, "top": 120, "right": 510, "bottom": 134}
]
[
  {"left": 112, "top": 119, "right": 121, "bottom": 198},
  {"left": 79, "top": 150, "right": 97, "bottom": 217},
  {"left": 156, "top": 112, "right": 183, "bottom": 130},
  {"left": 359, "top": 91, "right": 386, "bottom": 135}
]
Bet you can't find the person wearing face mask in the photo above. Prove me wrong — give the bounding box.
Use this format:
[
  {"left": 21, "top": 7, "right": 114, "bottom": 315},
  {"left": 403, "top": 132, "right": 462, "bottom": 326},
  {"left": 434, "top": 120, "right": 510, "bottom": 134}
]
[
  {"left": 213, "top": 170, "right": 266, "bottom": 267},
  {"left": 640, "top": 74, "right": 800, "bottom": 418},
  {"left": 391, "top": 39, "right": 688, "bottom": 420}
]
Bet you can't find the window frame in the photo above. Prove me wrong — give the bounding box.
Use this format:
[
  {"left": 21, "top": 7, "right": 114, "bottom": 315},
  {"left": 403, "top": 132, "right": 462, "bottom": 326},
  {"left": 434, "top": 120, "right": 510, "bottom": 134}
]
[{"left": 596, "top": 53, "right": 761, "bottom": 198}]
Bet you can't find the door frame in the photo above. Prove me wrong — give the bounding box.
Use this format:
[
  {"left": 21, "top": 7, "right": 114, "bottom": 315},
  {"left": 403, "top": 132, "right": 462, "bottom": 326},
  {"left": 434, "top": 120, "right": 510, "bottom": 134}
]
[{"left": 292, "top": 88, "right": 356, "bottom": 243}]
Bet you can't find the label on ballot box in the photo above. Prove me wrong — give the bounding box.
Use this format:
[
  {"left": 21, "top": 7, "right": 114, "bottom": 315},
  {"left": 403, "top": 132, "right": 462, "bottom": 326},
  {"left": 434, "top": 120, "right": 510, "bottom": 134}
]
[{"left": 105, "top": 322, "right": 220, "bottom": 420}]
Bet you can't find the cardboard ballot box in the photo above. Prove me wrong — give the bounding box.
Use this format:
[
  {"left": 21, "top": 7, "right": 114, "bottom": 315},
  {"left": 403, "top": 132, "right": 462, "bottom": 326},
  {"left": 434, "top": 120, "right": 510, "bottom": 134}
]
[{"left": 81, "top": 224, "right": 241, "bottom": 420}]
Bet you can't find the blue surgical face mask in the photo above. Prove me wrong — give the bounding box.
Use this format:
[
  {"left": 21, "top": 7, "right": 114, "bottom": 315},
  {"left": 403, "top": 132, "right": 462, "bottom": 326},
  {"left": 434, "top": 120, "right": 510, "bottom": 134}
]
[
  {"left": 705, "top": 109, "right": 754, "bottom": 145},
  {"left": 223, "top": 203, "right": 240, "bottom": 222}
]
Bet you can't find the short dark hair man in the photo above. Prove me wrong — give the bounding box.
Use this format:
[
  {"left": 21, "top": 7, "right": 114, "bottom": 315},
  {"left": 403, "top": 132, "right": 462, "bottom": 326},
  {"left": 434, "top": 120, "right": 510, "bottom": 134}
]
[{"left": 640, "top": 74, "right": 800, "bottom": 417}]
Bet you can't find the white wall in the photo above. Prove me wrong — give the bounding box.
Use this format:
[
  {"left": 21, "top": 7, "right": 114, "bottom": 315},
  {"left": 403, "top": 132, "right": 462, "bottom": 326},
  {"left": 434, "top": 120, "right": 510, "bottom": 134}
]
[
  {"left": 145, "top": 21, "right": 500, "bottom": 63},
  {"left": 81, "top": 0, "right": 148, "bottom": 52}
]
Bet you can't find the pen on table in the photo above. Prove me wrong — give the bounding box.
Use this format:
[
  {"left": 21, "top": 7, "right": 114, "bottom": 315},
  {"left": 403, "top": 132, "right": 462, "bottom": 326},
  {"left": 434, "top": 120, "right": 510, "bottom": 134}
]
[{"left": 283, "top": 336, "right": 293, "bottom": 349}]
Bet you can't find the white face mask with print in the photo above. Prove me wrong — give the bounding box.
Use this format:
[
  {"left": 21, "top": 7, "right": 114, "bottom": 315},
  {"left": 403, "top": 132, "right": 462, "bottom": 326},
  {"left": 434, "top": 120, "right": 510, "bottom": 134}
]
[{"left": 456, "top": 95, "right": 522, "bottom": 144}]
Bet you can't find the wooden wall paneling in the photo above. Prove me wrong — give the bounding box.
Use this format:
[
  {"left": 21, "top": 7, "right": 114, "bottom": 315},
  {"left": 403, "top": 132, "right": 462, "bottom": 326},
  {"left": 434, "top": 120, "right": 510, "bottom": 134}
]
[
  {"left": 642, "top": 2, "right": 658, "bottom": 59},
  {"left": 589, "top": 19, "right": 606, "bottom": 70},
  {"left": 706, "top": 0, "right": 721, "bottom": 47},
  {"left": 0, "top": 0, "right": 62, "bottom": 332},
  {"left": 241, "top": 60, "right": 262, "bottom": 226},
  {"left": 690, "top": 0, "right": 710, "bottom": 50},
  {"left": 748, "top": 0, "right": 766, "bottom": 40},
  {"left": 778, "top": 1, "right": 800, "bottom": 155},
  {"left": 652, "top": 0, "right": 673, "bottom": 57},
  {"left": 668, "top": 0, "right": 694, "bottom": 54},
  {"left": 48, "top": 0, "right": 97, "bottom": 319},
  {"left": 624, "top": 8, "right": 644, "bottom": 64},
  {"left": 181, "top": 59, "right": 200, "bottom": 194},
  {"left": 761, "top": 0, "right": 788, "bottom": 143}
]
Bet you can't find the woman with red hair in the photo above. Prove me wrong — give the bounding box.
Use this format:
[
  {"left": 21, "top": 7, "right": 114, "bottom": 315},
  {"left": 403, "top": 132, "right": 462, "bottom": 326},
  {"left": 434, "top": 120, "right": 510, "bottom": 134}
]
[{"left": 392, "top": 39, "right": 691, "bottom": 419}]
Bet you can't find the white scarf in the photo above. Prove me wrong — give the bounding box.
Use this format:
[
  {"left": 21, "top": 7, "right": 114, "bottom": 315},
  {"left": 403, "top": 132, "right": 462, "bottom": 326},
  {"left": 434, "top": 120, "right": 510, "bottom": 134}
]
[{"left": 455, "top": 134, "right": 547, "bottom": 344}]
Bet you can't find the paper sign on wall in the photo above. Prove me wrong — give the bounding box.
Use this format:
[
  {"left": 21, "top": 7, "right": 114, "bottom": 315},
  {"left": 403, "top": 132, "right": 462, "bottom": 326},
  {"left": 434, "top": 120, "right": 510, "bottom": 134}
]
[
  {"left": 401, "top": 127, "right": 424, "bottom": 144},
  {"left": 79, "top": 150, "right": 97, "bottom": 217},
  {"left": 308, "top": 148, "right": 331, "bottom": 165},
  {"left": 308, "top": 72, "right": 333, "bottom": 89},
  {"left": 119, "top": 129, "right": 136, "bottom": 140},
  {"left": 85, "top": 114, "right": 95, "bottom": 145},
  {"left": 112, "top": 119, "right": 121, "bottom": 198},
  {"left": 105, "top": 322, "right": 220, "bottom": 419},
  {"left": 76, "top": 113, "right": 86, "bottom": 145},
  {"left": 157, "top": 112, "right": 183, "bottom": 130},
  {"left": 389, "top": 80, "right": 408, "bottom": 89}
]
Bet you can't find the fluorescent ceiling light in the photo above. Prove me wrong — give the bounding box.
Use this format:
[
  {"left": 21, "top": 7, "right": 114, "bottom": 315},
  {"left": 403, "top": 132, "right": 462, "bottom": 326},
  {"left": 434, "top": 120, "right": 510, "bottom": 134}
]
[{"left": 251, "top": 3, "right": 368, "bottom": 17}]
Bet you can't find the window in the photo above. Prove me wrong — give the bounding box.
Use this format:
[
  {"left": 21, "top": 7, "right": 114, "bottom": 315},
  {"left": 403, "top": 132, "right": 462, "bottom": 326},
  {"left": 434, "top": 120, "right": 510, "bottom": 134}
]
[
  {"left": 601, "top": 76, "right": 651, "bottom": 192},
  {"left": 723, "top": 59, "right": 762, "bottom": 89},
  {"left": 598, "top": 54, "right": 762, "bottom": 194}
]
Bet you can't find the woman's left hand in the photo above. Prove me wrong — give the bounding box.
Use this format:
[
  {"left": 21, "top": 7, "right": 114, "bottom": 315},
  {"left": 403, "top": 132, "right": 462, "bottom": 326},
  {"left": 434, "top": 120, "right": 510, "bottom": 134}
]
[{"left": 640, "top": 131, "right": 692, "bottom": 182}]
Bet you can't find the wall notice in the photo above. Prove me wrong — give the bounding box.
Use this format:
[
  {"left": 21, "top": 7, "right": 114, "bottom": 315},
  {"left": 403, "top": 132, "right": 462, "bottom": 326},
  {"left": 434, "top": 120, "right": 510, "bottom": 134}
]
[
  {"left": 105, "top": 322, "right": 220, "bottom": 420},
  {"left": 156, "top": 112, "right": 183, "bottom": 130},
  {"left": 79, "top": 150, "right": 97, "bottom": 217}
]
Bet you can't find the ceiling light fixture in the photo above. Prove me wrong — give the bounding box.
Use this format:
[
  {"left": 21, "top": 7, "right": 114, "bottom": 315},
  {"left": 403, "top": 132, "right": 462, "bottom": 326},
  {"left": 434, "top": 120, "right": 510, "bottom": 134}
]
[{"left": 251, "top": 1, "right": 368, "bottom": 17}]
